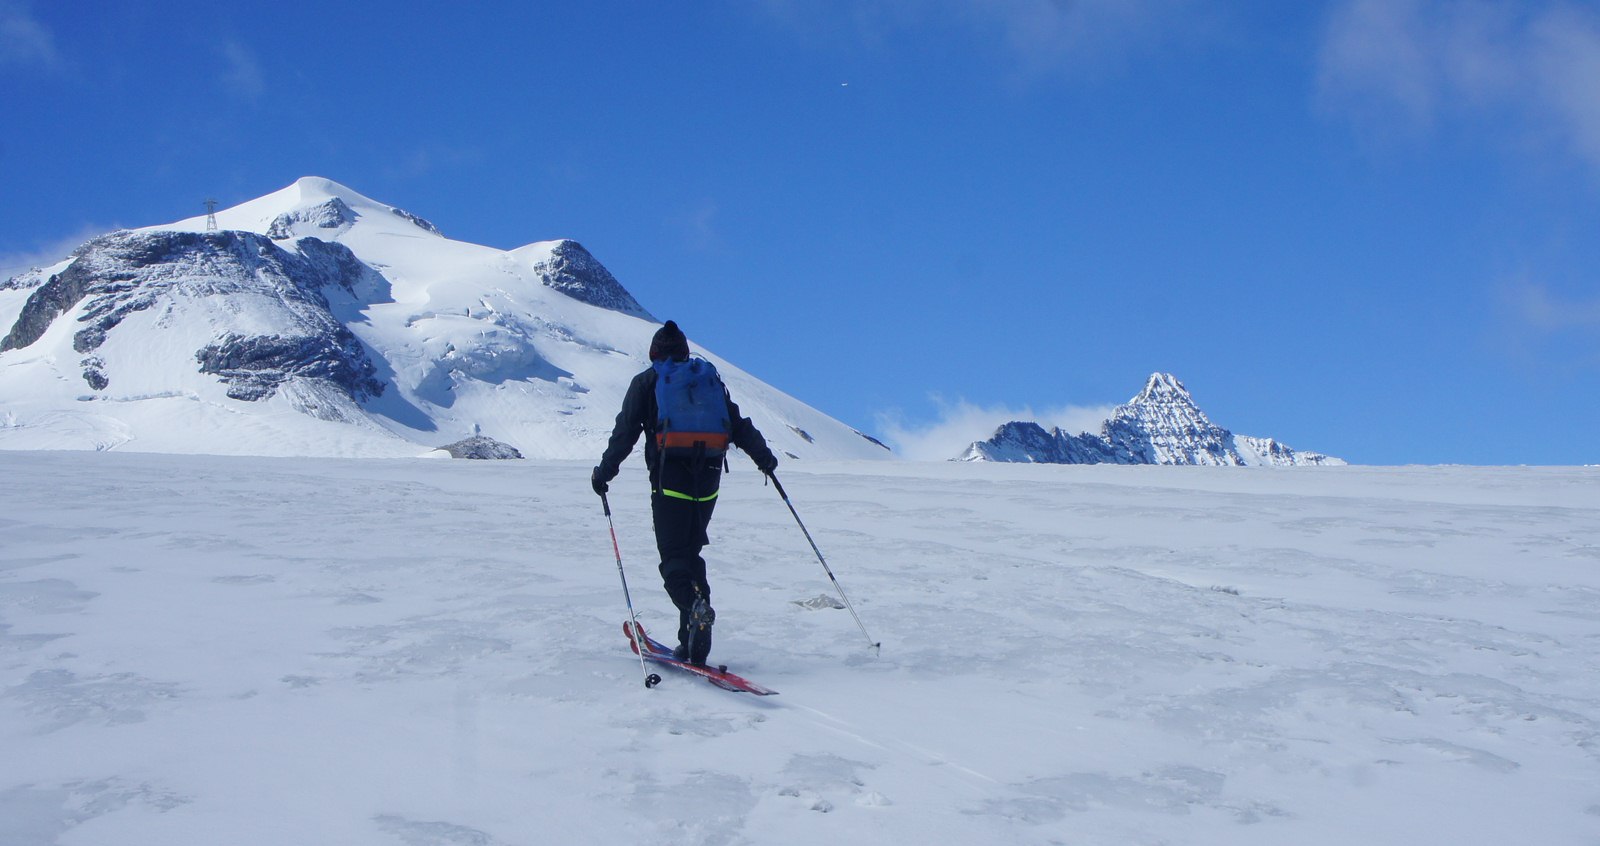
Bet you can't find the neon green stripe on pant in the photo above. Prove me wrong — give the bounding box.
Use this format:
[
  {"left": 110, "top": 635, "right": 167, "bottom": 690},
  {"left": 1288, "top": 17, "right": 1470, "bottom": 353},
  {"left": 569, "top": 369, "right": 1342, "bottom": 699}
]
[{"left": 660, "top": 488, "right": 719, "bottom": 503}]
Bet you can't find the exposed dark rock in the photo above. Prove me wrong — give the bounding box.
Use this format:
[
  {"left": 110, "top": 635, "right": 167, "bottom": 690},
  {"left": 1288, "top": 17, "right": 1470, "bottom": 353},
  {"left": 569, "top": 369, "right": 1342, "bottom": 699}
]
[
  {"left": 531, "top": 240, "right": 653, "bottom": 319},
  {"left": 81, "top": 356, "right": 107, "bottom": 390},
  {"left": 292, "top": 236, "right": 374, "bottom": 293},
  {"left": 196, "top": 330, "right": 382, "bottom": 402},
  {"left": 2, "top": 265, "right": 52, "bottom": 291},
  {"left": 436, "top": 435, "right": 523, "bottom": 459},
  {"left": 855, "top": 430, "right": 893, "bottom": 452},
  {"left": 966, "top": 421, "right": 1124, "bottom": 464},
  {"left": 2, "top": 254, "right": 101, "bottom": 351},
  {"left": 391, "top": 207, "right": 441, "bottom": 235},
  {"left": 267, "top": 198, "right": 356, "bottom": 240}
]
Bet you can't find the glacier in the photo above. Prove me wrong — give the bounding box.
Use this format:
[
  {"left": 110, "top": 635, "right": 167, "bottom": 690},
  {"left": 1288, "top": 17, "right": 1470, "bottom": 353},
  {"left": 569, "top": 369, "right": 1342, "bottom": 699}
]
[{"left": 0, "top": 452, "right": 1594, "bottom": 844}]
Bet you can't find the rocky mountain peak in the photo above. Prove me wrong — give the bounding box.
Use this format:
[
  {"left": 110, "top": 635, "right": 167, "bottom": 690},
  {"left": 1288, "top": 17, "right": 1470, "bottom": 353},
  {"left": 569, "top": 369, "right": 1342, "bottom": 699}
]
[
  {"left": 521, "top": 240, "right": 653, "bottom": 321},
  {"left": 960, "top": 373, "right": 1344, "bottom": 467},
  {"left": 1135, "top": 372, "right": 1192, "bottom": 403}
]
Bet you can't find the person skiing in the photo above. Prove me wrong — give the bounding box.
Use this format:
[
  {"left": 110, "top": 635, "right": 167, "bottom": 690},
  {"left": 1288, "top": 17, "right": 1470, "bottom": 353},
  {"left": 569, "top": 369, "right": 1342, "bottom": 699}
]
[{"left": 591, "top": 320, "right": 778, "bottom": 666}]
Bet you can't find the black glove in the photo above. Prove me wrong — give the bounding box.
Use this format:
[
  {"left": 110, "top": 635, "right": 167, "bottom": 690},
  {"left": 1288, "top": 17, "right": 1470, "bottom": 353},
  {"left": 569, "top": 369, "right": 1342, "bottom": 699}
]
[
  {"left": 590, "top": 465, "right": 609, "bottom": 496},
  {"left": 756, "top": 453, "right": 778, "bottom": 475}
]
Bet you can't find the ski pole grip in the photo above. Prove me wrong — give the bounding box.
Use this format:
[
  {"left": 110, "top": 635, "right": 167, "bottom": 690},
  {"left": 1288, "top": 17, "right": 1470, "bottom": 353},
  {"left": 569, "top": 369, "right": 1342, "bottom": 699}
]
[{"left": 601, "top": 492, "right": 612, "bottom": 517}]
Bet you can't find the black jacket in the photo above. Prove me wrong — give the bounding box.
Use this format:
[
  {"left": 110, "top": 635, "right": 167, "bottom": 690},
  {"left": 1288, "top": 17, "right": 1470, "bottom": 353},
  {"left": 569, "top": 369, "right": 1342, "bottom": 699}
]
[{"left": 596, "top": 366, "right": 775, "bottom": 497}]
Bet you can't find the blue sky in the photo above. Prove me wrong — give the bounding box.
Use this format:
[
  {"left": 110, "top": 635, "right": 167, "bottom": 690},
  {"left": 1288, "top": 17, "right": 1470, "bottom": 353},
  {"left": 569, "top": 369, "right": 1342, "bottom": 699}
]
[{"left": 2, "top": 0, "right": 1597, "bottom": 465}]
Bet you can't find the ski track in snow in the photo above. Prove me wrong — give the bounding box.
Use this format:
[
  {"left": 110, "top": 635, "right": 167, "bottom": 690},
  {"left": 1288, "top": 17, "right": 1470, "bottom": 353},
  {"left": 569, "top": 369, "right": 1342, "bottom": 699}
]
[{"left": 1, "top": 453, "right": 1598, "bottom": 845}]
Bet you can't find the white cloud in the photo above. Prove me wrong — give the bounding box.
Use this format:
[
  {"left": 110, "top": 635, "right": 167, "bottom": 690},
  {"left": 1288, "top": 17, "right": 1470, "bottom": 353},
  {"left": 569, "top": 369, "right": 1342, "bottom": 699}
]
[
  {"left": 1318, "top": 0, "right": 1600, "bottom": 173},
  {"left": 875, "top": 396, "right": 1114, "bottom": 461},
  {"left": 0, "top": 0, "right": 57, "bottom": 66}
]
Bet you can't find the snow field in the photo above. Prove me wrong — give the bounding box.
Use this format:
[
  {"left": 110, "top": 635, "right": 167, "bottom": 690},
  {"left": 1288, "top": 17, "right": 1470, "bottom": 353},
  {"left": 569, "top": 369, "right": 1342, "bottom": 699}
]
[{"left": 1, "top": 453, "right": 1597, "bottom": 845}]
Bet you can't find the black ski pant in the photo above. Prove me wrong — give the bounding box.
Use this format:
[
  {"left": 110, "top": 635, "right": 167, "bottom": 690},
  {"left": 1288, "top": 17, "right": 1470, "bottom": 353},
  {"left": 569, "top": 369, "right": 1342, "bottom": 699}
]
[{"left": 651, "top": 490, "right": 716, "bottom": 654}]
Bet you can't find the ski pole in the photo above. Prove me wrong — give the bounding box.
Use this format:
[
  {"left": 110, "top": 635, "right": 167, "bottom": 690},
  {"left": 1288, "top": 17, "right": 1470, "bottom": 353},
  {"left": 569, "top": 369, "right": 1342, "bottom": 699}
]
[
  {"left": 602, "top": 492, "right": 662, "bottom": 689},
  {"left": 768, "top": 474, "right": 880, "bottom": 653}
]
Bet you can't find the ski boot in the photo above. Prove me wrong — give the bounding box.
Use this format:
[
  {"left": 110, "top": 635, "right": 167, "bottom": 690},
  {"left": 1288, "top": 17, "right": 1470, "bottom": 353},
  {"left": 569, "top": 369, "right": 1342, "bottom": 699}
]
[{"left": 684, "top": 591, "right": 715, "bottom": 666}]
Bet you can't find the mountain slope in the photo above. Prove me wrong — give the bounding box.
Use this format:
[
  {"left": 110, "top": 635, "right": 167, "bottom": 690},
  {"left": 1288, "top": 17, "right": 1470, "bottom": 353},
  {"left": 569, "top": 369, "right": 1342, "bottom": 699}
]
[
  {"left": 0, "top": 177, "right": 891, "bottom": 460},
  {"left": 960, "top": 373, "right": 1343, "bottom": 466}
]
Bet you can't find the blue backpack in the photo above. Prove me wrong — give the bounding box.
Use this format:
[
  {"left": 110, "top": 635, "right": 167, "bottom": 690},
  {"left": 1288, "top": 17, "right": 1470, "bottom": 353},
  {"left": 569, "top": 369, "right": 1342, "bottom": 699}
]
[{"left": 653, "top": 357, "right": 731, "bottom": 458}]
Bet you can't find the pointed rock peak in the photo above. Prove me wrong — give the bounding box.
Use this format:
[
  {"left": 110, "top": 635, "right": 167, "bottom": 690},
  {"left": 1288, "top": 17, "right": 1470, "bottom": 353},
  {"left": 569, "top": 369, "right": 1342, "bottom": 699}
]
[
  {"left": 959, "top": 372, "right": 1344, "bottom": 466},
  {"left": 521, "top": 239, "right": 653, "bottom": 320},
  {"left": 1133, "top": 372, "right": 1193, "bottom": 404}
]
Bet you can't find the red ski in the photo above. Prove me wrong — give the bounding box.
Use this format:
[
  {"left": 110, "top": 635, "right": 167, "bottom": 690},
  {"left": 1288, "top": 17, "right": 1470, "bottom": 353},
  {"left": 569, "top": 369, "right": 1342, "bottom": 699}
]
[{"left": 623, "top": 621, "right": 778, "bottom": 696}]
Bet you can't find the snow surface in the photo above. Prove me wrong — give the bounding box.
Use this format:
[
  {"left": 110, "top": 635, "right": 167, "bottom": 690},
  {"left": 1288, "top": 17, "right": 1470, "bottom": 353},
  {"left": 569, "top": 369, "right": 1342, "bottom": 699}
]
[{"left": 2, "top": 453, "right": 1598, "bottom": 845}]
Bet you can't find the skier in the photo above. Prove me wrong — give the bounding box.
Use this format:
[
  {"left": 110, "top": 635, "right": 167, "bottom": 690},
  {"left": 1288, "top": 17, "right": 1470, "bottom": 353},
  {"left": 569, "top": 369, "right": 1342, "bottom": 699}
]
[{"left": 591, "top": 320, "right": 779, "bottom": 666}]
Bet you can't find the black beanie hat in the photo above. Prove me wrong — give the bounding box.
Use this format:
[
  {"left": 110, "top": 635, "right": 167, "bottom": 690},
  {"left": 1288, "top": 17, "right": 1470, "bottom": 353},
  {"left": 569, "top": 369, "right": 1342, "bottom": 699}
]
[{"left": 648, "top": 320, "right": 690, "bottom": 362}]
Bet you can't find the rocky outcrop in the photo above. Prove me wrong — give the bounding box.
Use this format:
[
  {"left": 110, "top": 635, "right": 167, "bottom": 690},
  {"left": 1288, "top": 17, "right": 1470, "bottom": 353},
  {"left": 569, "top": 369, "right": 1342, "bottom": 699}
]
[
  {"left": 1, "top": 256, "right": 99, "bottom": 352},
  {"left": 267, "top": 197, "right": 357, "bottom": 240},
  {"left": 1, "top": 266, "right": 49, "bottom": 291},
  {"left": 436, "top": 435, "right": 524, "bottom": 459},
  {"left": 532, "top": 240, "right": 653, "bottom": 320},
  {"left": 962, "top": 421, "right": 1124, "bottom": 464},
  {"left": 196, "top": 330, "right": 381, "bottom": 402},
  {"left": 391, "top": 207, "right": 441, "bottom": 235}
]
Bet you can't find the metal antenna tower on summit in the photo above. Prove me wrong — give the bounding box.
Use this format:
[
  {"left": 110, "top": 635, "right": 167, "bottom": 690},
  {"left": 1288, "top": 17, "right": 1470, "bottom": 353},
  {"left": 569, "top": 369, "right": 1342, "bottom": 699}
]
[{"left": 203, "top": 199, "right": 219, "bottom": 232}]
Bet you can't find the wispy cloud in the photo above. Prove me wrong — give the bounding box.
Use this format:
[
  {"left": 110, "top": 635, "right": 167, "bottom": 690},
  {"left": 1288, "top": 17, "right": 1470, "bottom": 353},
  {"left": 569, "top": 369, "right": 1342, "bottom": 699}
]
[
  {"left": 219, "top": 40, "right": 265, "bottom": 99},
  {"left": 1530, "top": 5, "right": 1600, "bottom": 169},
  {"left": 1498, "top": 276, "right": 1600, "bottom": 368},
  {"left": 875, "top": 396, "right": 1114, "bottom": 461},
  {"left": 669, "top": 200, "right": 722, "bottom": 252},
  {"left": 1317, "top": 0, "right": 1600, "bottom": 173},
  {"left": 980, "top": 0, "right": 1200, "bottom": 75},
  {"left": 0, "top": 0, "right": 57, "bottom": 67},
  {"left": 1512, "top": 281, "right": 1600, "bottom": 331},
  {"left": 0, "top": 225, "right": 114, "bottom": 281},
  {"left": 754, "top": 0, "right": 1202, "bottom": 77},
  {"left": 382, "top": 145, "right": 486, "bottom": 181}
]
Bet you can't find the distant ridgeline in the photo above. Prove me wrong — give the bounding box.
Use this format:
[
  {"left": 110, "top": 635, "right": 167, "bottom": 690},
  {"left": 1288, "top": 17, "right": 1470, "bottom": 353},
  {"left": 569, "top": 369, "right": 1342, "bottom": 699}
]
[{"left": 959, "top": 373, "right": 1344, "bottom": 466}]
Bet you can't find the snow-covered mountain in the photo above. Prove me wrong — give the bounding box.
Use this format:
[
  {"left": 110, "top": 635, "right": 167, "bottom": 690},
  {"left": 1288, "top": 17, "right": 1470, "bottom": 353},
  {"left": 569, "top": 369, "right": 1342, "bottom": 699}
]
[
  {"left": 959, "top": 372, "right": 1344, "bottom": 466},
  {"left": 0, "top": 177, "right": 892, "bottom": 460}
]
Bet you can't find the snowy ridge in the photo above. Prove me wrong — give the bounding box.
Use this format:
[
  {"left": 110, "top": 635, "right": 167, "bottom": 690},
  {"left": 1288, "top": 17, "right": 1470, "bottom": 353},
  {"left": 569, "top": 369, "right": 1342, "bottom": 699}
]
[
  {"left": 960, "top": 373, "right": 1343, "bottom": 466},
  {"left": 0, "top": 177, "right": 889, "bottom": 461}
]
